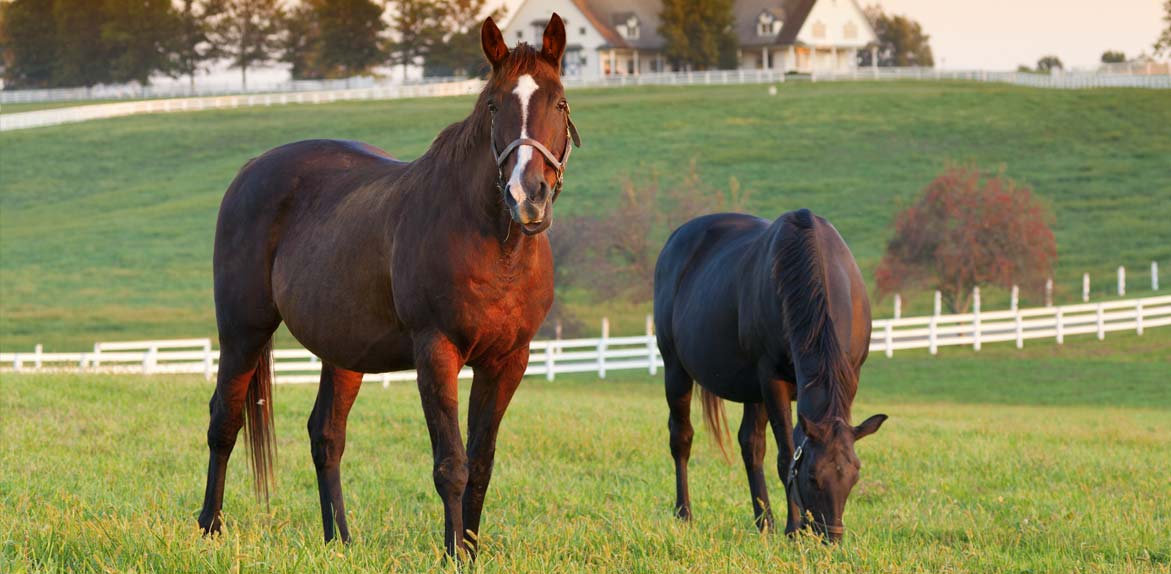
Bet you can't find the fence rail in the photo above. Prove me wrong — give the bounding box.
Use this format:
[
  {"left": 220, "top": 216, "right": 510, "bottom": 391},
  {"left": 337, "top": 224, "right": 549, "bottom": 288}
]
[
  {"left": 3, "top": 294, "right": 1167, "bottom": 385},
  {"left": 4, "top": 67, "right": 1169, "bottom": 132}
]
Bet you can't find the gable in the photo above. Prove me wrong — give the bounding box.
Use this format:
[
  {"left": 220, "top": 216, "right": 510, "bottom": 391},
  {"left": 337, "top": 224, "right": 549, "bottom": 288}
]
[{"left": 793, "top": 0, "right": 875, "bottom": 47}]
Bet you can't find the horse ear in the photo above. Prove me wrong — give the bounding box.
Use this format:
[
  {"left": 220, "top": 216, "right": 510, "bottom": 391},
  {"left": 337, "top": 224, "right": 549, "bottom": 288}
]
[
  {"left": 853, "top": 414, "right": 888, "bottom": 441},
  {"left": 541, "top": 13, "right": 567, "bottom": 70},
  {"left": 481, "top": 17, "right": 509, "bottom": 69},
  {"left": 798, "top": 414, "right": 828, "bottom": 443}
]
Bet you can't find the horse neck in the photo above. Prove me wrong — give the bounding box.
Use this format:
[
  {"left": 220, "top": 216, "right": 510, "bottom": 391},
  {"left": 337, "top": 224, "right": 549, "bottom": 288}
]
[{"left": 403, "top": 110, "right": 528, "bottom": 250}]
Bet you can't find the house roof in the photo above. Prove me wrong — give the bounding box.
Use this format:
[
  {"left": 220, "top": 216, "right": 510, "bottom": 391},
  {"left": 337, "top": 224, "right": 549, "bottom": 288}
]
[{"left": 565, "top": 0, "right": 839, "bottom": 50}]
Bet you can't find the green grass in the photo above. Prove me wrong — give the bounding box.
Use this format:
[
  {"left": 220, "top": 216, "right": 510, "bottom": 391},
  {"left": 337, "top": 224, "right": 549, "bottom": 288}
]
[
  {"left": 2, "top": 333, "right": 1169, "bottom": 573},
  {"left": 2, "top": 81, "right": 1170, "bottom": 348}
]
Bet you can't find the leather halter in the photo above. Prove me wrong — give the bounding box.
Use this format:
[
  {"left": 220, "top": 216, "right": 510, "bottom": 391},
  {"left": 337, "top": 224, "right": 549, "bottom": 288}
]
[
  {"left": 489, "top": 102, "right": 581, "bottom": 205},
  {"left": 787, "top": 436, "right": 846, "bottom": 538}
]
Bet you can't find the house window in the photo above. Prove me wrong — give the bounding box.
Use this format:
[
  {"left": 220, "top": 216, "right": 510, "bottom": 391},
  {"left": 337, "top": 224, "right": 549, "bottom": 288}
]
[
  {"left": 757, "top": 11, "right": 781, "bottom": 36},
  {"left": 812, "top": 21, "right": 826, "bottom": 39},
  {"left": 844, "top": 21, "right": 857, "bottom": 39},
  {"left": 619, "top": 15, "right": 640, "bottom": 40},
  {"left": 580, "top": 27, "right": 587, "bottom": 36},
  {"left": 516, "top": 31, "right": 523, "bottom": 39}
]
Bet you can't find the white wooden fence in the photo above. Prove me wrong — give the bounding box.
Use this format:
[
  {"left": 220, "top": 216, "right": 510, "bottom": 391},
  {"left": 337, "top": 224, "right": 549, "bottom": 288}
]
[
  {"left": 5, "top": 67, "right": 1169, "bottom": 132},
  {"left": 3, "top": 294, "right": 1168, "bottom": 385}
]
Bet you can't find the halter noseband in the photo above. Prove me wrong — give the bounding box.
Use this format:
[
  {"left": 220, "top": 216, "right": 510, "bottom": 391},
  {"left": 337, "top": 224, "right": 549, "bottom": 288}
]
[
  {"left": 787, "top": 436, "right": 846, "bottom": 538},
  {"left": 489, "top": 103, "right": 581, "bottom": 205}
]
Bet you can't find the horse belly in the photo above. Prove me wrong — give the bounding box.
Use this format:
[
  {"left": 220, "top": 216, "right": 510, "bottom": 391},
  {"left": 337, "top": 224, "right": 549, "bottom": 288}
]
[{"left": 672, "top": 291, "right": 762, "bottom": 403}]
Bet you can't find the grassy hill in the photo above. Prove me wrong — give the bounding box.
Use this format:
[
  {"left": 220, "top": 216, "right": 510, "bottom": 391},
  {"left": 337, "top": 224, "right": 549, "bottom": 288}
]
[{"left": 2, "top": 81, "right": 1170, "bottom": 349}]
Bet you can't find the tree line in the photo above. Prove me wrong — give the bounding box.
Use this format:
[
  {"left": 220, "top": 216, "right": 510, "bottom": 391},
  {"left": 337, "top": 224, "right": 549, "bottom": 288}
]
[{"left": 0, "top": 0, "right": 501, "bottom": 90}]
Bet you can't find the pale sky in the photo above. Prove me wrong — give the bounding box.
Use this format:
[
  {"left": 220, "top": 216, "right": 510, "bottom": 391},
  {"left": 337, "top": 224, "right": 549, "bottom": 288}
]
[{"left": 500, "top": 0, "right": 1166, "bottom": 70}]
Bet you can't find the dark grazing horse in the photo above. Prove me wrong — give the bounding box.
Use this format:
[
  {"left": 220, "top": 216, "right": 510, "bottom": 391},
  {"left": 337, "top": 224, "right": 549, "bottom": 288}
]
[
  {"left": 196, "top": 15, "right": 580, "bottom": 557},
  {"left": 653, "top": 209, "right": 887, "bottom": 542}
]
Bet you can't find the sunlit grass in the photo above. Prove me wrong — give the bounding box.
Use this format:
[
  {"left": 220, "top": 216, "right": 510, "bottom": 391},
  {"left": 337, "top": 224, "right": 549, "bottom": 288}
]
[{"left": 2, "top": 334, "right": 1168, "bottom": 572}]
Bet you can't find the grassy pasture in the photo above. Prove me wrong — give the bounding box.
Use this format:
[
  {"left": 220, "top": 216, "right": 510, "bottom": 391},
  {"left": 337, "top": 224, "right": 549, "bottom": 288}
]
[
  {"left": 2, "top": 330, "right": 1169, "bottom": 573},
  {"left": 2, "top": 81, "right": 1170, "bottom": 348}
]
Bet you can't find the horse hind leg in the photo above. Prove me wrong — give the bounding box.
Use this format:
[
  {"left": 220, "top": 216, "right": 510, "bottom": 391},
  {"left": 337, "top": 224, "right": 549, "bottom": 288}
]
[
  {"left": 197, "top": 327, "right": 278, "bottom": 536},
  {"left": 308, "top": 364, "right": 364, "bottom": 543},
  {"left": 664, "top": 355, "right": 695, "bottom": 521}
]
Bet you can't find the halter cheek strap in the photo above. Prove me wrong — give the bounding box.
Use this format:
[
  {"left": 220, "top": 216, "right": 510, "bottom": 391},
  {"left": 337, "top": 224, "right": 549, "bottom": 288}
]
[
  {"left": 786, "top": 436, "right": 846, "bottom": 537},
  {"left": 490, "top": 106, "right": 581, "bottom": 205}
]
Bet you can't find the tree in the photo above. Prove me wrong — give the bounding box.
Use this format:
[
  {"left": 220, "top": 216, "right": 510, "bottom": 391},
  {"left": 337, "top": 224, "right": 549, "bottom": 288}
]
[
  {"left": 0, "top": 0, "right": 57, "bottom": 88},
  {"left": 386, "top": 0, "right": 443, "bottom": 81},
  {"left": 859, "top": 5, "right": 934, "bottom": 67},
  {"left": 424, "top": 0, "right": 504, "bottom": 78},
  {"left": 211, "top": 0, "right": 284, "bottom": 90},
  {"left": 52, "top": 0, "right": 112, "bottom": 87},
  {"left": 102, "top": 0, "right": 181, "bottom": 85},
  {"left": 317, "top": 0, "right": 385, "bottom": 79},
  {"left": 1155, "top": 0, "right": 1171, "bottom": 57},
  {"left": 658, "top": 0, "right": 738, "bottom": 71},
  {"left": 874, "top": 166, "right": 1057, "bottom": 313},
  {"left": 280, "top": 0, "right": 327, "bottom": 79},
  {"left": 1100, "top": 50, "right": 1126, "bottom": 64},
  {"left": 1036, "top": 55, "right": 1063, "bottom": 72},
  {"left": 174, "top": 0, "right": 224, "bottom": 90}
]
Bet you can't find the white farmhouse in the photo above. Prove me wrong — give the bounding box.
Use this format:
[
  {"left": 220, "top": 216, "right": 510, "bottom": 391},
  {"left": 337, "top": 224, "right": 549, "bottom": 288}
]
[{"left": 502, "top": 0, "right": 877, "bottom": 80}]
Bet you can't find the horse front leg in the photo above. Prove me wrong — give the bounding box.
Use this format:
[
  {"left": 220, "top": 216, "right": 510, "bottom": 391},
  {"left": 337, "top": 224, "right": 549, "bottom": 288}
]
[
  {"left": 739, "top": 402, "right": 774, "bottom": 532},
  {"left": 461, "top": 351, "right": 527, "bottom": 558},
  {"left": 760, "top": 376, "right": 802, "bottom": 535},
  {"left": 414, "top": 334, "right": 470, "bottom": 557}
]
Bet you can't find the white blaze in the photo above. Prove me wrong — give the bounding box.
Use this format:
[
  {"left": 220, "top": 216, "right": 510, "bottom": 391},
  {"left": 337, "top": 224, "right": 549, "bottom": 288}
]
[{"left": 506, "top": 74, "right": 539, "bottom": 205}]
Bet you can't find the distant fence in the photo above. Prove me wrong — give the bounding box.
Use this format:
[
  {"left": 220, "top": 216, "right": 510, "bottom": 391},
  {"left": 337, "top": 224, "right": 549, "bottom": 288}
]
[
  {"left": 3, "top": 294, "right": 1167, "bottom": 385},
  {"left": 4, "top": 67, "right": 1170, "bottom": 132}
]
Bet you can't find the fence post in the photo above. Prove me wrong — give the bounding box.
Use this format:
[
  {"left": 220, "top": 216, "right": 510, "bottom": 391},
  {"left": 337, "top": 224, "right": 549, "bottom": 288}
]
[
  {"left": 1015, "top": 308, "right": 1024, "bottom": 349},
  {"left": 646, "top": 314, "right": 657, "bottom": 375},
  {"left": 928, "top": 315, "right": 938, "bottom": 355},
  {"left": 1096, "top": 303, "right": 1105, "bottom": 340},
  {"left": 1118, "top": 266, "right": 1125, "bottom": 296},
  {"left": 13, "top": 354, "right": 21, "bottom": 372},
  {"left": 144, "top": 345, "right": 158, "bottom": 374},
  {"left": 1011, "top": 285, "right": 1019, "bottom": 312},
  {"left": 972, "top": 287, "right": 981, "bottom": 351},
  {"left": 1153, "top": 261, "right": 1160, "bottom": 291},
  {"left": 202, "top": 341, "right": 213, "bottom": 381},
  {"left": 893, "top": 294, "right": 902, "bottom": 319},
  {"left": 93, "top": 343, "right": 102, "bottom": 367},
  {"left": 597, "top": 317, "right": 609, "bottom": 378},
  {"left": 545, "top": 340, "right": 556, "bottom": 382},
  {"left": 1136, "top": 299, "right": 1144, "bottom": 335},
  {"left": 34, "top": 344, "right": 43, "bottom": 369},
  {"left": 1083, "top": 273, "right": 1090, "bottom": 302},
  {"left": 1045, "top": 278, "right": 1053, "bottom": 307},
  {"left": 1056, "top": 308, "right": 1064, "bottom": 344},
  {"left": 883, "top": 322, "right": 893, "bottom": 358},
  {"left": 934, "top": 290, "right": 942, "bottom": 317}
]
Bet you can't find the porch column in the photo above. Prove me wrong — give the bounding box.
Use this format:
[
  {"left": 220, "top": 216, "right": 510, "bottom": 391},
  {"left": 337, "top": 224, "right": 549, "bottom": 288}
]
[
  {"left": 761, "top": 47, "right": 768, "bottom": 70},
  {"left": 610, "top": 48, "right": 616, "bottom": 76},
  {"left": 598, "top": 50, "right": 605, "bottom": 76},
  {"left": 789, "top": 45, "right": 796, "bottom": 72},
  {"left": 634, "top": 50, "right": 640, "bottom": 75},
  {"left": 831, "top": 46, "right": 838, "bottom": 71},
  {"left": 871, "top": 45, "right": 878, "bottom": 70}
]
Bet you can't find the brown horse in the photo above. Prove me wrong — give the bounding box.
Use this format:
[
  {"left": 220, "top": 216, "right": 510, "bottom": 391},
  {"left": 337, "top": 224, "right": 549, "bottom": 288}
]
[
  {"left": 196, "top": 15, "right": 580, "bottom": 556},
  {"left": 653, "top": 209, "right": 887, "bottom": 542}
]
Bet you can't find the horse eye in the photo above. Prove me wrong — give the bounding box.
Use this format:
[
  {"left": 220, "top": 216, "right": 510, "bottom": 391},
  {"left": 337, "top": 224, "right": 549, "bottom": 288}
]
[
  {"left": 557, "top": 100, "right": 568, "bottom": 111},
  {"left": 487, "top": 102, "right": 498, "bottom": 113}
]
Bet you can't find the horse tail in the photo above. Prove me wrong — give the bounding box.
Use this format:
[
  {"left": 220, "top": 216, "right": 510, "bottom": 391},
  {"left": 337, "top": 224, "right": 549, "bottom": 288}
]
[
  {"left": 244, "top": 338, "right": 276, "bottom": 506},
  {"left": 698, "top": 386, "right": 733, "bottom": 463}
]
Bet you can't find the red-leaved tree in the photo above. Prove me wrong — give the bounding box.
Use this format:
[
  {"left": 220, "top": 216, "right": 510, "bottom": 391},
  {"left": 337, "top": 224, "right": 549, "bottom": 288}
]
[{"left": 875, "top": 166, "right": 1057, "bottom": 313}]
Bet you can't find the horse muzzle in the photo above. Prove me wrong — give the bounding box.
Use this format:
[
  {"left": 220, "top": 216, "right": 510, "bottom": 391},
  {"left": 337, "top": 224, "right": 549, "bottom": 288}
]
[{"left": 512, "top": 198, "right": 552, "bottom": 235}]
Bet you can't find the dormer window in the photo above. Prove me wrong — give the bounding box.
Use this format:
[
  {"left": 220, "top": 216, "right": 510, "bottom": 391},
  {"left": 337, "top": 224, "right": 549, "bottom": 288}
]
[
  {"left": 757, "top": 11, "right": 782, "bottom": 36},
  {"left": 616, "top": 14, "right": 640, "bottom": 40}
]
